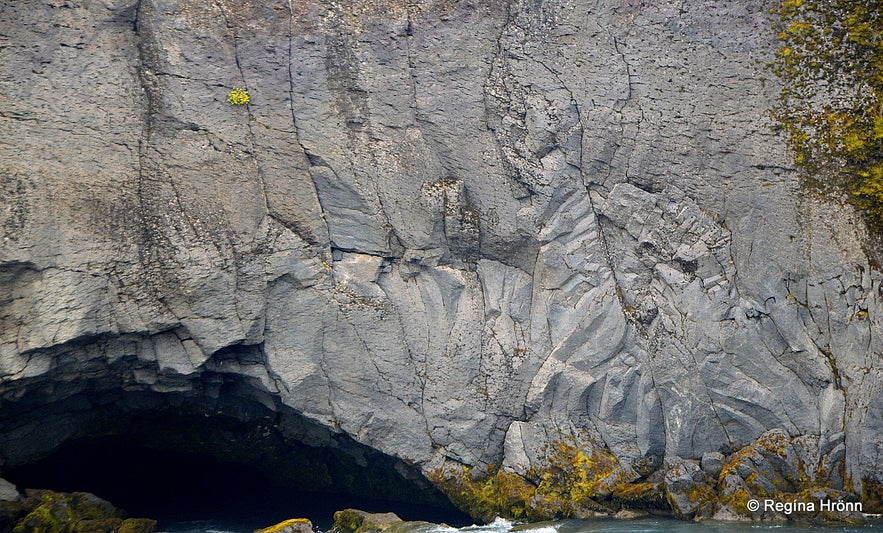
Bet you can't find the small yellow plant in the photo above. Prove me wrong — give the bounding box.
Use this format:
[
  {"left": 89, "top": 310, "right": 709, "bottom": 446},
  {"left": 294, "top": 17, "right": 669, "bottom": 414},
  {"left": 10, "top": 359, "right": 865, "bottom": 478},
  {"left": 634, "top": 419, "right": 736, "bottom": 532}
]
[{"left": 227, "top": 87, "right": 250, "bottom": 106}]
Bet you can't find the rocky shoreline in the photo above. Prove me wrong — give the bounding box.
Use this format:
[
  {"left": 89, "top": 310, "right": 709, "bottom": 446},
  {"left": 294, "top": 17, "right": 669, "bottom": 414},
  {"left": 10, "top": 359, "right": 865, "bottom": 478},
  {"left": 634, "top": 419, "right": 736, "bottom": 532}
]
[
  {"left": 0, "top": 485, "right": 156, "bottom": 533},
  {"left": 428, "top": 429, "right": 879, "bottom": 524},
  {"left": 1, "top": 429, "right": 880, "bottom": 532}
]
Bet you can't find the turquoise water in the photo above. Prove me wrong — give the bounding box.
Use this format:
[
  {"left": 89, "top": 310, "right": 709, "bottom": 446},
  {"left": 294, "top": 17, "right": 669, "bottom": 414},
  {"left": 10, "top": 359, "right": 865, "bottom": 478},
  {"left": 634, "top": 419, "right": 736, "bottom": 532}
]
[{"left": 157, "top": 516, "right": 883, "bottom": 533}]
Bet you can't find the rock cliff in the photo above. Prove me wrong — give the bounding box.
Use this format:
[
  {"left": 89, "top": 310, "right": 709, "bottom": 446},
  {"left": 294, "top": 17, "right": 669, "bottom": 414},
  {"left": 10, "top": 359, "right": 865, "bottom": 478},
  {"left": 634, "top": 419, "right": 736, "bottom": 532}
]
[{"left": 0, "top": 0, "right": 881, "bottom": 521}]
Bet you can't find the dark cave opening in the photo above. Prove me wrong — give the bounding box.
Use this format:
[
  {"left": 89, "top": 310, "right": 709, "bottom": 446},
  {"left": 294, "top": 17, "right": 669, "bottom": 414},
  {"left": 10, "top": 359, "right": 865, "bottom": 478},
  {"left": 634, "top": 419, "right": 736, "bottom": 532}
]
[
  {"left": 0, "top": 359, "right": 471, "bottom": 530},
  {"left": 7, "top": 437, "right": 289, "bottom": 522},
  {"left": 6, "top": 435, "right": 467, "bottom": 530}
]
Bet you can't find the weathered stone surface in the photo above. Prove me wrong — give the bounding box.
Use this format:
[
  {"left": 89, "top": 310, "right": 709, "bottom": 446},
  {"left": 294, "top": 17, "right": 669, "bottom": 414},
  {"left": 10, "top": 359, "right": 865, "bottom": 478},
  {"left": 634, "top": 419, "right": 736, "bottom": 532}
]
[
  {"left": 332, "top": 509, "right": 402, "bottom": 533},
  {"left": 0, "top": 478, "right": 19, "bottom": 502},
  {"left": 663, "top": 459, "right": 714, "bottom": 520},
  {"left": 255, "top": 518, "right": 313, "bottom": 533},
  {"left": 706, "top": 429, "right": 873, "bottom": 522},
  {"left": 0, "top": 0, "right": 880, "bottom": 523},
  {"left": 700, "top": 452, "right": 725, "bottom": 480},
  {"left": 118, "top": 518, "right": 158, "bottom": 533},
  {"left": 0, "top": 486, "right": 154, "bottom": 533}
]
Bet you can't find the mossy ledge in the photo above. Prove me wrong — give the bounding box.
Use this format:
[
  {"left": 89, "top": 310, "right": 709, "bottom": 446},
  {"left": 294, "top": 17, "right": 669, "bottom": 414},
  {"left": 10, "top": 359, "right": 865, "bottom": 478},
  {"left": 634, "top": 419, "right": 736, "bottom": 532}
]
[
  {"left": 428, "top": 440, "right": 629, "bottom": 522},
  {"left": 1, "top": 489, "right": 156, "bottom": 533},
  {"left": 428, "top": 431, "right": 875, "bottom": 523}
]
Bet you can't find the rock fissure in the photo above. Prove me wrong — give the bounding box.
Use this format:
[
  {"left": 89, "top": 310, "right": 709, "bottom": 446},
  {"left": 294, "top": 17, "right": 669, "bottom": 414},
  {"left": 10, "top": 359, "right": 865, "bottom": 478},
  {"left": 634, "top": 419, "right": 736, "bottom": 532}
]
[
  {"left": 285, "top": 0, "right": 330, "bottom": 247},
  {"left": 215, "top": 0, "right": 271, "bottom": 219}
]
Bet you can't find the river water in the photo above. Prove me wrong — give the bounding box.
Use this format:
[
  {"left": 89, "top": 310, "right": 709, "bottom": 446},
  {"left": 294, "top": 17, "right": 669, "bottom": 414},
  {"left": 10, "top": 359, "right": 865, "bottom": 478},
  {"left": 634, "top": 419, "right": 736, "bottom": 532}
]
[{"left": 158, "top": 515, "right": 883, "bottom": 533}]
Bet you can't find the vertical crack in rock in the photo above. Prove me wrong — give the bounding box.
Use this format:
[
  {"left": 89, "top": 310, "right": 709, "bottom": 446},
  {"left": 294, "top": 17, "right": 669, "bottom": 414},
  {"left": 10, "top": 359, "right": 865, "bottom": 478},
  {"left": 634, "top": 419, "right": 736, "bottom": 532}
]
[
  {"left": 131, "top": 0, "right": 183, "bottom": 325},
  {"left": 285, "top": 0, "right": 330, "bottom": 245},
  {"left": 605, "top": 28, "right": 644, "bottom": 188},
  {"left": 317, "top": 316, "right": 340, "bottom": 429},
  {"left": 483, "top": 0, "right": 514, "bottom": 182},
  {"left": 215, "top": 0, "right": 270, "bottom": 218},
  {"left": 374, "top": 277, "right": 433, "bottom": 446},
  {"left": 323, "top": 4, "right": 400, "bottom": 256},
  {"left": 404, "top": 2, "right": 419, "bottom": 125}
]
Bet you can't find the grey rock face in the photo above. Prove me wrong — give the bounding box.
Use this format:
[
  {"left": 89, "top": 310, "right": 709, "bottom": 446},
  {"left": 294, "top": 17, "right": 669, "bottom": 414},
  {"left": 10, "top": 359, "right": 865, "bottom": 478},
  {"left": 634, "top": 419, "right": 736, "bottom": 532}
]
[
  {"left": 700, "top": 452, "right": 724, "bottom": 480},
  {"left": 0, "top": 0, "right": 880, "bottom": 517},
  {"left": 0, "top": 478, "right": 18, "bottom": 502}
]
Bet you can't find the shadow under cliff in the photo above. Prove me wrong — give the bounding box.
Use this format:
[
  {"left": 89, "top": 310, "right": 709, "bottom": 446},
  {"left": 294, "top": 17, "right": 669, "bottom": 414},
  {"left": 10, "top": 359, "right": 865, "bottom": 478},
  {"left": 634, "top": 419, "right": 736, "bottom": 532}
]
[{"left": 0, "top": 340, "right": 469, "bottom": 528}]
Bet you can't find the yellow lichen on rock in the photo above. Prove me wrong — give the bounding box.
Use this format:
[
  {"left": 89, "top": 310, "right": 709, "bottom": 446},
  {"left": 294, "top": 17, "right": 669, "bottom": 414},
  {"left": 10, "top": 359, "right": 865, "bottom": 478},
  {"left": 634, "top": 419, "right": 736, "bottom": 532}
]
[
  {"left": 428, "top": 439, "right": 622, "bottom": 522},
  {"left": 771, "top": 0, "right": 883, "bottom": 239},
  {"left": 255, "top": 518, "right": 313, "bottom": 533}
]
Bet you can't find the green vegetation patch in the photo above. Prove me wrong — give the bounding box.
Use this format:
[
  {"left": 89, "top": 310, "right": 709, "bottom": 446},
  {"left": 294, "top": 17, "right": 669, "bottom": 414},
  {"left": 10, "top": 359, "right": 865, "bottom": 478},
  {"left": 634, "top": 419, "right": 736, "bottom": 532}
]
[
  {"left": 6, "top": 490, "right": 158, "bottom": 533},
  {"left": 771, "top": 0, "right": 883, "bottom": 231},
  {"left": 428, "top": 440, "right": 622, "bottom": 522},
  {"left": 11, "top": 490, "right": 130, "bottom": 533},
  {"left": 610, "top": 482, "right": 667, "bottom": 510},
  {"left": 117, "top": 518, "right": 158, "bottom": 533},
  {"left": 862, "top": 478, "right": 883, "bottom": 513}
]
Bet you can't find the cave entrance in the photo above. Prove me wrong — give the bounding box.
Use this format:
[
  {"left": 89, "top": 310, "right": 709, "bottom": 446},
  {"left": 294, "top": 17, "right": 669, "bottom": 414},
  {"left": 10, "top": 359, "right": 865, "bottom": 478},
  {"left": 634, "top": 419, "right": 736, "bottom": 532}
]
[
  {"left": 6, "top": 426, "right": 465, "bottom": 530},
  {"left": 0, "top": 363, "right": 469, "bottom": 530},
  {"left": 7, "top": 435, "right": 311, "bottom": 525}
]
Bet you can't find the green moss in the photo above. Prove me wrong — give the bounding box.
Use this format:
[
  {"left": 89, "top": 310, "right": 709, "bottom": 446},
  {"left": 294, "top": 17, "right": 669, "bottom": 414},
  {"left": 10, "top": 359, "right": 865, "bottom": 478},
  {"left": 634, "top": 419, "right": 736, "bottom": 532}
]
[
  {"left": 11, "top": 491, "right": 128, "bottom": 533},
  {"left": 862, "top": 478, "right": 883, "bottom": 513},
  {"left": 72, "top": 518, "right": 124, "bottom": 533},
  {"left": 743, "top": 472, "right": 765, "bottom": 495},
  {"left": 332, "top": 510, "right": 367, "bottom": 533},
  {"left": 331, "top": 510, "right": 401, "bottom": 533},
  {"left": 13, "top": 501, "right": 68, "bottom": 533},
  {"left": 429, "top": 439, "right": 621, "bottom": 522},
  {"left": 610, "top": 483, "right": 668, "bottom": 510},
  {"left": 718, "top": 447, "right": 752, "bottom": 480},
  {"left": 770, "top": 0, "right": 883, "bottom": 239},
  {"left": 117, "top": 518, "right": 157, "bottom": 533},
  {"left": 428, "top": 466, "right": 539, "bottom": 522},
  {"left": 685, "top": 483, "right": 716, "bottom": 505}
]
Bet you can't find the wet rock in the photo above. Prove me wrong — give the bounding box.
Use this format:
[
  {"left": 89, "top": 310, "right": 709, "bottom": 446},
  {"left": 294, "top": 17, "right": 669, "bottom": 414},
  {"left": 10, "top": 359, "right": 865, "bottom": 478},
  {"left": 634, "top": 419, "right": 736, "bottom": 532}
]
[
  {"left": 12, "top": 490, "right": 123, "bottom": 533},
  {"left": 711, "top": 429, "right": 870, "bottom": 522},
  {"left": 630, "top": 455, "right": 663, "bottom": 479},
  {"left": 612, "top": 508, "right": 648, "bottom": 519},
  {"left": 802, "top": 488, "right": 865, "bottom": 523},
  {"left": 332, "top": 509, "right": 403, "bottom": 533},
  {"left": 383, "top": 521, "right": 447, "bottom": 533},
  {"left": 117, "top": 518, "right": 158, "bottom": 533},
  {"left": 0, "top": 489, "right": 157, "bottom": 533},
  {"left": 255, "top": 518, "right": 313, "bottom": 533},
  {"left": 0, "top": 478, "right": 20, "bottom": 501}
]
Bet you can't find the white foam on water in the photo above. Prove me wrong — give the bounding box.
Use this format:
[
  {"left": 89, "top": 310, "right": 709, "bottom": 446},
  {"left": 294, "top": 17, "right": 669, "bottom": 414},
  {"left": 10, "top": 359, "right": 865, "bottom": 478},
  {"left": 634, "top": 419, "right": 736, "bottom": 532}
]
[
  {"left": 459, "top": 517, "right": 515, "bottom": 533},
  {"left": 428, "top": 525, "right": 461, "bottom": 533},
  {"left": 518, "top": 526, "right": 557, "bottom": 533}
]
